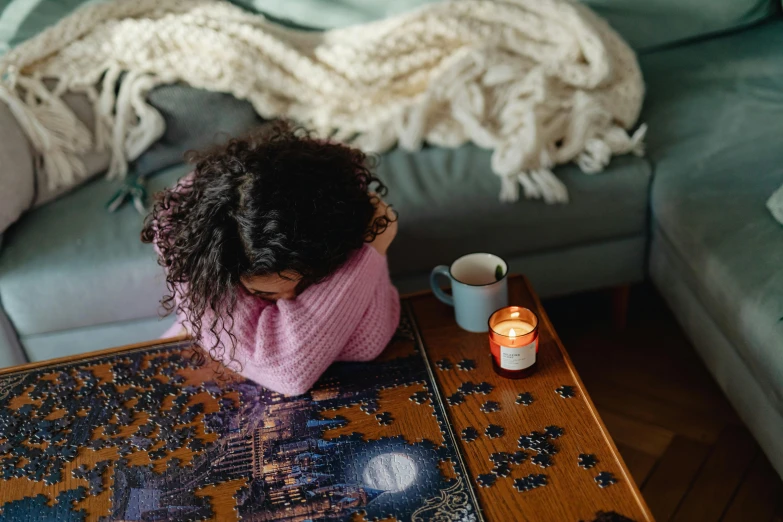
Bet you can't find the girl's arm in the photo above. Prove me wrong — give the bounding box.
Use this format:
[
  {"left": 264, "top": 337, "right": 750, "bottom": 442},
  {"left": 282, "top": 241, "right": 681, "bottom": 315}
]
[
  {"left": 198, "top": 245, "right": 395, "bottom": 395},
  {"left": 336, "top": 277, "right": 401, "bottom": 362}
]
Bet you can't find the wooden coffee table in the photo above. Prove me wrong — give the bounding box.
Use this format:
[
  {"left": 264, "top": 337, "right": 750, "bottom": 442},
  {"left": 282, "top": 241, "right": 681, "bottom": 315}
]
[
  {"left": 0, "top": 275, "right": 652, "bottom": 522},
  {"left": 411, "top": 275, "right": 654, "bottom": 522}
]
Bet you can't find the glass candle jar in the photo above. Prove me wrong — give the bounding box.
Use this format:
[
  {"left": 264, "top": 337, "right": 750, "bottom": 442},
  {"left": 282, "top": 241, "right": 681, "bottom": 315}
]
[{"left": 488, "top": 306, "right": 539, "bottom": 379}]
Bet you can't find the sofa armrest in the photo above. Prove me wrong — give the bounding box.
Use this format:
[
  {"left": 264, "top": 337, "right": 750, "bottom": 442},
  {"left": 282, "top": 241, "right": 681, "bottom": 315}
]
[
  {"left": 0, "top": 300, "right": 27, "bottom": 368},
  {"left": 0, "top": 101, "right": 35, "bottom": 234}
]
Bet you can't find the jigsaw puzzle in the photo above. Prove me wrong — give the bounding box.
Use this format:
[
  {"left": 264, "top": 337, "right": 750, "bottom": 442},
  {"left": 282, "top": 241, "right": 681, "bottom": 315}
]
[
  {"left": 594, "top": 472, "right": 618, "bottom": 488},
  {"left": 0, "top": 307, "right": 483, "bottom": 522}
]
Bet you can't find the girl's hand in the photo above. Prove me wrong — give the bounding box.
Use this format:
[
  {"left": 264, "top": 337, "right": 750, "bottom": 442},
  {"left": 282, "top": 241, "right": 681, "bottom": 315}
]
[{"left": 368, "top": 196, "right": 398, "bottom": 256}]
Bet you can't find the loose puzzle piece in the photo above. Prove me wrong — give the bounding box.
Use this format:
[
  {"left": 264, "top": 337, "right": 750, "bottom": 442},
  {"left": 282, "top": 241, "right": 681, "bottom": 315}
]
[
  {"left": 479, "top": 401, "right": 500, "bottom": 413},
  {"left": 579, "top": 453, "right": 598, "bottom": 469},
  {"left": 513, "top": 474, "right": 548, "bottom": 492},
  {"left": 489, "top": 452, "right": 511, "bottom": 464},
  {"left": 556, "top": 385, "right": 576, "bottom": 398},
  {"left": 518, "top": 431, "right": 550, "bottom": 452},
  {"left": 476, "top": 473, "right": 497, "bottom": 488},
  {"left": 457, "top": 381, "right": 476, "bottom": 395},
  {"left": 446, "top": 392, "right": 465, "bottom": 406},
  {"left": 531, "top": 454, "right": 553, "bottom": 468},
  {"left": 435, "top": 358, "right": 453, "bottom": 371},
  {"left": 490, "top": 463, "right": 511, "bottom": 477},
  {"left": 516, "top": 392, "right": 534, "bottom": 406},
  {"left": 595, "top": 471, "right": 618, "bottom": 488},
  {"left": 545, "top": 425, "right": 564, "bottom": 439},
  {"left": 536, "top": 442, "right": 558, "bottom": 455},
  {"left": 474, "top": 382, "right": 494, "bottom": 395},
  {"left": 510, "top": 451, "right": 528, "bottom": 465},
  {"left": 461, "top": 426, "right": 479, "bottom": 442},
  {"left": 456, "top": 359, "right": 476, "bottom": 371},
  {"left": 521, "top": 431, "right": 558, "bottom": 455},
  {"left": 484, "top": 424, "right": 504, "bottom": 439}
]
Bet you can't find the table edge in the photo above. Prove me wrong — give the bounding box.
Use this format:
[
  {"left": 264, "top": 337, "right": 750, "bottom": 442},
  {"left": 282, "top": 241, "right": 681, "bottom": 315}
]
[
  {"left": 523, "top": 276, "right": 655, "bottom": 521},
  {"left": 0, "top": 335, "right": 192, "bottom": 377}
]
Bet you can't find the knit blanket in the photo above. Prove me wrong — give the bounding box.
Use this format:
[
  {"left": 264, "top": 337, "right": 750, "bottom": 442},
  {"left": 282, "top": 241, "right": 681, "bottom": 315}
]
[{"left": 0, "top": 0, "right": 645, "bottom": 203}]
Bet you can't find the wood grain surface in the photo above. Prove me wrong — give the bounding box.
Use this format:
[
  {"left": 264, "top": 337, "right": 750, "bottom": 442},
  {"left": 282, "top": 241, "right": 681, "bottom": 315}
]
[{"left": 409, "top": 276, "right": 654, "bottom": 522}]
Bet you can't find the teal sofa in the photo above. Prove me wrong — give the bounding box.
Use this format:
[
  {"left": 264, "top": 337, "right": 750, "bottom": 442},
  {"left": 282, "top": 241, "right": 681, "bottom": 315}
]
[
  {"left": 640, "top": 23, "right": 783, "bottom": 478},
  {"left": 1, "top": 0, "right": 782, "bottom": 478}
]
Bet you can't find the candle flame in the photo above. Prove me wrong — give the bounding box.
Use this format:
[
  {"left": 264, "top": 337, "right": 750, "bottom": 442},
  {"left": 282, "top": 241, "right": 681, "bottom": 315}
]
[{"left": 509, "top": 328, "right": 517, "bottom": 338}]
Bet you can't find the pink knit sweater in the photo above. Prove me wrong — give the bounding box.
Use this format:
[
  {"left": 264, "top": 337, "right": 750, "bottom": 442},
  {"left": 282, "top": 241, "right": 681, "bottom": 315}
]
[{"left": 162, "top": 245, "right": 401, "bottom": 395}]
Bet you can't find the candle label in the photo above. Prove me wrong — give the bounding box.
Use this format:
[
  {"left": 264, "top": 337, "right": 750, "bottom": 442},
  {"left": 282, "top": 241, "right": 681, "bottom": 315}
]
[{"left": 499, "top": 340, "right": 537, "bottom": 371}]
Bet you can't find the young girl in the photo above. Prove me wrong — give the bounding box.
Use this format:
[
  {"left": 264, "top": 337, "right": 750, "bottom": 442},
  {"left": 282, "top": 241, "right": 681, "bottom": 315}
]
[{"left": 141, "top": 124, "right": 400, "bottom": 396}]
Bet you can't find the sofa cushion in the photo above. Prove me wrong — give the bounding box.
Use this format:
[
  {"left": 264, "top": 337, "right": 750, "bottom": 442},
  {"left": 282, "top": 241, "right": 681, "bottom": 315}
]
[
  {"left": 0, "top": 101, "right": 35, "bottom": 234},
  {"left": 235, "top": 0, "right": 778, "bottom": 51},
  {"left": 0, "top": 143, "right": 651, "bottom": 338},
  {"left": 382, "top": 148, "right": 651, "bottom": 277},
  {"left": 0, "top": 164, "right": 189, "bottom": 337},
  {"left": 641, "top": 20, "right": 783, "bottom": 413}
]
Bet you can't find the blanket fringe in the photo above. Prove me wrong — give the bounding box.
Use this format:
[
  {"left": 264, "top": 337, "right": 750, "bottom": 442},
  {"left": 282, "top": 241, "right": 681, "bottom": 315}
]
[
  {"left": 577, "top": 124, "right": 647, "bottom": 174},
  {"left": 0, "top": 77, "right": 92, "bottom": 189},
  {"left": 107, "top": 70, "right": 166, "bottom": 179},
  {"left": 499, "top": 170, "right": 569, "bottom": 204}
]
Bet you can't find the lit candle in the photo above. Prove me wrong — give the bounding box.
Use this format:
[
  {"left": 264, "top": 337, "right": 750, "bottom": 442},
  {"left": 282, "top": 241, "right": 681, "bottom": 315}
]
[
  {"left": 492, "top": 320, "right": 535, "bottom": 338},
  {"left": 488, "top": 306, "right": 539, "bottom": 379}
]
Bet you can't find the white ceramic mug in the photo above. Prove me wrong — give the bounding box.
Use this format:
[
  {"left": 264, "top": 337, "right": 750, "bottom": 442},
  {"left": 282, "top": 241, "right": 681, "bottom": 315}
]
[{"left": 430, "top": 253, "right": 509, "bottom": 333}]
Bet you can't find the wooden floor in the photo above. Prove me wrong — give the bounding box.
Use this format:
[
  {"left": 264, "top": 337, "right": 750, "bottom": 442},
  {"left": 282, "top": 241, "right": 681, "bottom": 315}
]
[{"left": 544, "top": 284, "right": 783, "bottom": 522}]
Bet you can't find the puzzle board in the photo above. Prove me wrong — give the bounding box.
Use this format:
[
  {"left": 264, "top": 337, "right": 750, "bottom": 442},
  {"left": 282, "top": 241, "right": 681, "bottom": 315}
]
[{"left": 0, "top": 306, "right": 482, "bottom": 522}]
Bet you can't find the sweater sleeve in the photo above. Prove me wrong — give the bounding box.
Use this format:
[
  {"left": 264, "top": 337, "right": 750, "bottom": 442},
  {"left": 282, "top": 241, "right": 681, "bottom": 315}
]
[
  {"left": 199, "top": 245, "right": 392, "bottom": 395},
  {"left": 336, "top": 269, "right": 400, "bottom": 362}
]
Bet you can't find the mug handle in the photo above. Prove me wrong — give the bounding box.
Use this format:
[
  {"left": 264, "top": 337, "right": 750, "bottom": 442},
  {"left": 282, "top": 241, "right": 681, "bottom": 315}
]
[{"left": 430, "top": 265, "right": 454, "bottom": 307}]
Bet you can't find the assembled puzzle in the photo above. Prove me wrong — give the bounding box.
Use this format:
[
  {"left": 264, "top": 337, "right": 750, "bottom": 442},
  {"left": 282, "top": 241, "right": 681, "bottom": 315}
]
[{"left": 0, "top": 309, "right": 482, "bottom": 521}]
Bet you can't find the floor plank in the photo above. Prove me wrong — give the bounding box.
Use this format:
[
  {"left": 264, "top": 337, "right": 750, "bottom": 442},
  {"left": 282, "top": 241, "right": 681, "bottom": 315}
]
[
  {"left": 671, "top": 427, "right": 757, "bottom": 522},
  {"left": 615, "top": 442, "right": 658, "bottom": 488},
  {"left": 562, "top": 330, "right": 742, "bottom": 425},
  {"left": 601, "top": 410, "right": 675, "bottom": 457},
  {"left": 544, "top": 284, "right": 783, "bottom": 522},
  {"left": 721, "top": 452, "right": 782, "bottom": 522},
  {"left": 772, "top": 499, "right": 783, "bottom": 522},
  {"left": 642, "top": 436, "right": 711, "bottom": 522},
  {"left": 584, "top": 380, "right": 725, "bottom": 445}
]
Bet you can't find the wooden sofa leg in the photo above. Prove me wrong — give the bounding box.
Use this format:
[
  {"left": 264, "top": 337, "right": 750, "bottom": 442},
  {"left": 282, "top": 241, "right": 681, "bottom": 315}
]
[{"left": 612, "top": 285, "right": 631, "bottom": 330}]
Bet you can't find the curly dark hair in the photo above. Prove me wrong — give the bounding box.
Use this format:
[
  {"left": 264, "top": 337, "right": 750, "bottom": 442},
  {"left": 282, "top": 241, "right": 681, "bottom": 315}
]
[{"left": 141, "top": 123, "right": 393, "bottom": 366}]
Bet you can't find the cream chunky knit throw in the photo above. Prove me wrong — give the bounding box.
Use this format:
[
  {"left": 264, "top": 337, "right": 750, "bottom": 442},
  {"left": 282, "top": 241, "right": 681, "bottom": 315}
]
[{"left": 0, "top": 0, "right": 646, "bottom": 203}]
